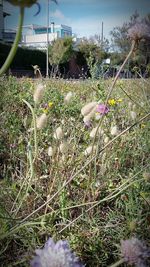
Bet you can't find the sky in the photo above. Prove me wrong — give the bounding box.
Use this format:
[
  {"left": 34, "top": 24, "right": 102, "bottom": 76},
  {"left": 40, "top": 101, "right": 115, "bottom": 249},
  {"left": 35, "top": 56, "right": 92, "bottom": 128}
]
[{"left": 3, "top": 0, "right": 150, "bottom": 40}]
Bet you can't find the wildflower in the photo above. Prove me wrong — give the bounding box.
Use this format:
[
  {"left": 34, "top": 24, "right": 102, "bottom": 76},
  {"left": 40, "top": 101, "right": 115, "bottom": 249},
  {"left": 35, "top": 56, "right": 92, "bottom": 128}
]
[
  {"left": 81, "top": 102, "right": 97, "bottom": 116},
  {"left": 48, "top": 102, "right": 54, "bottom": 108},
  {"left": 64, "top": 92, "right": 74, "bottom": 104},
  {"left": 95, "top": 112, "right": 101, "bottom": 121},
  {"left": 48, "top": 146, "right": 55, "bottom": 157},
  {"left": 54, "top": 127, "right": 64, "bottom": 140},
  {"left": 110, "top": 125, "right": 118, "bottom": 136},
  {"left": 89, "top": 126, "right": 103, "bottom": 139},
  {"left": 42, "top": 108, "right": 49, "bottom": 114},
  {"left": 36, "top": 113, "right": 47, "bottom": 129},
  {"left": 130, "top": 111, "right": 137, "bottom": 120},
  {"left": 128, "top": 21, "right": 150, "bottom": 41},
  {"left": 108, "top": 99, "right": 116, "bottom": 106},
  {"left": 120, "top": 237, "right": 150, "bottom": 266},
  {"left": 96, "top": 104, "right": 109, "bottom": 115},
  {"left": 84, "top": 120, "right": 92, "bottom": 128},
  {"left": 141, "top": 124, "right": 146, "bottom": 129},
  {"left": 30, "top": 237, "right": 84, "bottom": 267},
  {"left": 84, "top": 145, "right": 96, "bottom": 156},
  {"left": 33, "top": 83, "right": 45, "bottom": 104},
  {"left": 117, "top": 98, "right": 123, "bottom": 103},
  {"left": 59, "top": 142, "right": 69, "bottom": 154}
]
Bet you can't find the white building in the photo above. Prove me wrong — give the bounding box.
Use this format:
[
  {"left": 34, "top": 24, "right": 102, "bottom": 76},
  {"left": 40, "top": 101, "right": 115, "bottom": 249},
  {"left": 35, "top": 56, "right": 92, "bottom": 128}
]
[{"left": 22, "top": 23, "right": 72, "bottom": 49}]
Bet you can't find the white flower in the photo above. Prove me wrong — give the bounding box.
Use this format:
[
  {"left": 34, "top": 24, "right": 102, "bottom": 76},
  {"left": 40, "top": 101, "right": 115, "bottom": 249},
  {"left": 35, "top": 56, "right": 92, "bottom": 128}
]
[
  {"left": 84, "top": 145, "right": 96, "bottom": 156},
  {"left": 110, "top": 125, "right": 118, "bottom": 136},
  {"left": 33, "top": 83, "right": 45, "bottom": 104},
  {"left": 81, "top": 102, "right": 97, "bottom": 116},
  {"left": 89, "top": 126, "right": 103, "bottom": 138},
  {"left": 54, "top": 127, "right": 64, "bottom": 140},
  {"left": 59, "top": 142, "right": 69, "bottom": 154},
  {"left": 64, "top": 92, "right": 74, "bottom": 104},
  {"left": 36, "top": 114, "right": 47, "bottom": 129},
  {"left": 95, "top": 113, "right": 101, "bottom": 120},
  {"left": 48, "top": 146, "right": 55, "bottom": 157}
]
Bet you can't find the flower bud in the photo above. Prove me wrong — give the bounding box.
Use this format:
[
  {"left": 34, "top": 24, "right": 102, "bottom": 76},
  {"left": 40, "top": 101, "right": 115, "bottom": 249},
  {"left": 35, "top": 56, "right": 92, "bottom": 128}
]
[{"left": 7, "top": 0, "right": 36, "bottom": 7}]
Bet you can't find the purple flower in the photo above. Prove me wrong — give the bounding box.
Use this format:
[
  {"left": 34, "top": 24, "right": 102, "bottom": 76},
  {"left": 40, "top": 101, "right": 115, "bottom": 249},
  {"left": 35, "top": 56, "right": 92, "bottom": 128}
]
[
  {"left": 31, "top": 238, "right": 84, "bottom": 267},
  {"left": 96, "top": 104, "right": 109, "bottom": 115},
  {"left": 84, "top": 120, "right": 92, "bottom": 128},
  {"left": 121, "top": 238, "right": 150, "bottom": 267}
]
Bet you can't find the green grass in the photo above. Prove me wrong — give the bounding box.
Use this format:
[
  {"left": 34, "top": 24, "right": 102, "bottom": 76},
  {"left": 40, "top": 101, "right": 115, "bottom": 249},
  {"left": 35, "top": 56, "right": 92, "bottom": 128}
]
[{"left": 0, "top": 75, "right": 150, "bottom": 266}]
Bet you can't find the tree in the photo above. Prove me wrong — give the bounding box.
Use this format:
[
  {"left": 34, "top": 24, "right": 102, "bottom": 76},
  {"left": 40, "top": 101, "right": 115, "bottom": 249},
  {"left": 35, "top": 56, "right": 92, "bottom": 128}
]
[
  {"left": 48, "top": 37, "right": 74, "bottom": 76},
  {"left": 110, "top": 12, "right": 150, "bottom": 75},
  {"left": 78, "top": 38, "right": 108, "bottom": 78}
]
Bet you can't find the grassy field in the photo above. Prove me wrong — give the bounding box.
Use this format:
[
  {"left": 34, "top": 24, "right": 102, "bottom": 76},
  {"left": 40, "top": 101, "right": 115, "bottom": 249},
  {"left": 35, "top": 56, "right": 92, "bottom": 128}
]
[{"left": 0, "top": 75, "right": 150, "bottom": 267}]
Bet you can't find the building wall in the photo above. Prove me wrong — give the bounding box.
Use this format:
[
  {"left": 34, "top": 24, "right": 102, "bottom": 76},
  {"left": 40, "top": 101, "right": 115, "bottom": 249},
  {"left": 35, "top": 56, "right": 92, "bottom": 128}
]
[
  {"left": 22, "top": 32, "right": 58, "bottom": 47},
  {"left": 0, "top": 0, "right": 4, "bottom": 40},
  {"left": 22, "top": 24, "right": 72, "bottom": 48}
]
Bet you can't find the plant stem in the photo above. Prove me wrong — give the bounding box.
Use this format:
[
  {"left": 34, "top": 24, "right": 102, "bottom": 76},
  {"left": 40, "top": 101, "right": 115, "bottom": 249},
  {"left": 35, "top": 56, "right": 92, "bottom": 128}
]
[
  {"left": 109, "top": 259, "right": 125, "bottom": 267},
  {"left": 22, "top": 99, "right": 38, "bottom": 161},
  {"left": 0, "top": 7, "right": 24, "bottom": 76}
]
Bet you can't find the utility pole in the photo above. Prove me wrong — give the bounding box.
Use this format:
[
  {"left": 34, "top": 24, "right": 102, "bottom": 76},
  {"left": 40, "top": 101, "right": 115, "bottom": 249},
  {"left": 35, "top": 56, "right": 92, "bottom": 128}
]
[
  {"left": 101, "top": 21, "right": 103, "bottom": 49},
  {"left": 46, "top": 0, "right": 50, "bottom": 78}
]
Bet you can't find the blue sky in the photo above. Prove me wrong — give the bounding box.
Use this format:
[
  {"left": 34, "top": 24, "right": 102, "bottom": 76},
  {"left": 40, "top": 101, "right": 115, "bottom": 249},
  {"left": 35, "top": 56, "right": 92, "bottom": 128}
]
[{"left": 3, "top": 0, "right": 150, "bottom": 40}]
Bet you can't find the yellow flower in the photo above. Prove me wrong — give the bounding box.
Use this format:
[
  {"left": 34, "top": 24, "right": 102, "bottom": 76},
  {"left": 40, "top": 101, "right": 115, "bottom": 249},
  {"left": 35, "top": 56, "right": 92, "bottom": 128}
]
[
  {"left": 117, "top": 98, "right": 123, "bottom": 103},
  {"left": 141, "top": 124, "right": 146, "bottom": 128},
  {"left": 42, "top": 108, "right": 49, "bottom": 114},
  {"left": 48, "top": 101, "right": 54, "bottom": 108},
  {"left": 108, "top": 99, "right": 116, "bottom": 106}
]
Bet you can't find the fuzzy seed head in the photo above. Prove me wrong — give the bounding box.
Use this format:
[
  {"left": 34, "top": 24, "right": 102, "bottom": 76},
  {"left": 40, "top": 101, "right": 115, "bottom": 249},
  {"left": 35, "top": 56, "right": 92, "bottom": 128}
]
[
  {"left": 48, "top": 146, "right": 55, "bottom": 157},
  {"left": 64, "top": 92, "right": 74, "bottom": 104},
  {"left": 84, "top": 145, "right": 96, "bottom": 156},
  {"left": 83, "top": 106, "right": 97, "bottom": 123},
  {"left": 54, "top": 127, "right": 64, "bottom": 140},
  {"left": 110, "top": 125, "right": 118, "bottom": 136},
  {"left": 36, "top": 113, "right": 47, "bottom": 129},
  {"left": 33, "top": 83, "right": 45, "bottom": 104},
  {"left": 81, "top": 102, "right": 97, "bottom": 116},
  {"left": 59, "top": 142, "right": 69, "bottom": 154},
  {"left": 89, "top": 126, "right": 103, "bottom": 139},
  {"left": 130, "top": 111, "right": 137, "bottom": 120}
]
